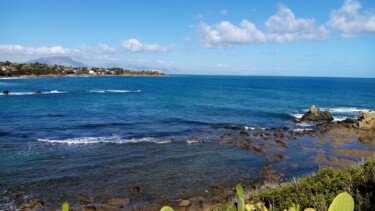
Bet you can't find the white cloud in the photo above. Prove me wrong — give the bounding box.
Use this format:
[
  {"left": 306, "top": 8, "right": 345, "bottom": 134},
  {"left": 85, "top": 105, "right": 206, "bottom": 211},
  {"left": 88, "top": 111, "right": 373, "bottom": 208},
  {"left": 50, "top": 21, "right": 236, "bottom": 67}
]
[
  {"left": 97, "top": 44, "right": 116, "bottom": 53},
  {"left": 0, "top": 44, "right": 118, "bottom": 56},
  {"left": 0, "top": 45, "right": 76, "bottom": 55},
  {"left": 120, "top": 39, "right": 173, "bottom": 53},
  {"left": 328, "top": 0, "right": 375, "bottom": 38},
  {"left": 265, "top": 4, "right": 329, "bottom": 42},
  {"left": 198, "top": 4, "right": 329, "bottom": 48},
  {"left": 198, "top": 20, "right": 266, "bottom": 48}
]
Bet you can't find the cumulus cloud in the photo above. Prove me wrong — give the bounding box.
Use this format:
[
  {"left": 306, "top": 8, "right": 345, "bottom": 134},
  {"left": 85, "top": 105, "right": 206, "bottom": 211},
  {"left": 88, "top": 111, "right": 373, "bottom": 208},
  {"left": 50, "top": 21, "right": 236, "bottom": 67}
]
[
  {"left": 328, "top": 0, "right": 375, "bottom": 38},
  {"left": 198, "top": 20, "right": 266, "bottom": 48},
  {"left": 198, "top": 4, "right": 330, "bottom": 48},
  {"left": 120, "top": 39, "right": 173, "bottom": 53},
  {"left": 265, "top": 4, "right": 329, "bottom": 42}
]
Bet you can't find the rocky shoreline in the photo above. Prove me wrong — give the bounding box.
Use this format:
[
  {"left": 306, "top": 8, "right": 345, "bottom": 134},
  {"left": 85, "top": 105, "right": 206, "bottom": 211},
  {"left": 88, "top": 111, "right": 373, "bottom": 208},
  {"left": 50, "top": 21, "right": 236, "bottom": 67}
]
[{"left": 1, "top": 107, "right": 374, "bottom": 211}]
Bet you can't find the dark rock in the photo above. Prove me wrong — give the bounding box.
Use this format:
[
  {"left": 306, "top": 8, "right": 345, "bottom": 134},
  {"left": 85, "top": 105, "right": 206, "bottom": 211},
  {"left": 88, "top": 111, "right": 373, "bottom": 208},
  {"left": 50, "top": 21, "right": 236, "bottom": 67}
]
[
  {"left": 220, "top": 134, "right": 231, "bottom": 139},
  {"left": 130, "top": 186, "right": 140, "bottom": 195},
  {"left": 275, "top": 139, "right": 288, "bottom": 148},
  {"left": 240, "top": 142, "right": 251, "bottom": 150},
  {"left": 272, "top": 154, "right": 289, "bottom": 161},
  {"left": 83, "top": 205, "right": 97, "bottom": 211},
  {"left": 301, "top": 105, "right": 333, "bottom": 122},
  {"left": 2, "top": 90, "right": 9, "bottom": 95},
  {"left": 239, "top": 131, "right": 250, "bottom": 136},
  {"left": 35, "top": 91, "right": 42, "bottom": 94}
]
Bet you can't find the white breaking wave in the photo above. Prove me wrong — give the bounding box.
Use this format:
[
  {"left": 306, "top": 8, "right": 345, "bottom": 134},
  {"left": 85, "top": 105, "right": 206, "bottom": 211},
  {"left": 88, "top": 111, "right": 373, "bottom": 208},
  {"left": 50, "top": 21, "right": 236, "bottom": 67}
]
[
  {"left": 244, "top": 126, "right": 266, "bottom": 130},
  {"left": 37, "top": 135, "right": 169, "bottom": 145},
  {"left": 290, "top": 114, "right": 303, "bottom": 119},
  {"left": 0, "top": 77, "right": 28, "bottom": 80},
  {"left": 0, "top": 90, "right": 67, "bottom": 95},
  {"left": 322, "top": 107, "right": 374, "bottom": 113},
  {"left": 89, "top": 90, "right": 141, "bottom": 93}
]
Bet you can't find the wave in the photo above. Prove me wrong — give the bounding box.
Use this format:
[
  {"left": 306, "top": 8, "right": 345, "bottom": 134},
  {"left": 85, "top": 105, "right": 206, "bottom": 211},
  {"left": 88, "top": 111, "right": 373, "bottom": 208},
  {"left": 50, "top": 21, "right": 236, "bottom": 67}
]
[
  {"left": 290, "top": 113, "right": 303, "bottom": 119},
  {"left": 89, "top": 90, "right": 141, "bottom": 93},
  {"left": 37, "top": 135, "right": 170, "bottom": 145},
  {"left": 322, "top": 107, "right": 374, "bottom": 113},
  {"left": 0, "top": 90, "right": 67, "bottom": 95},
  {"left": 210, "top": 123, "right": 266, "bottom": 131},
  {"left": 290, "top": 107, "right": 374, "bottom": 122},
  {"left": 0, "top": 77, "right": 29, "bottom": 80}
]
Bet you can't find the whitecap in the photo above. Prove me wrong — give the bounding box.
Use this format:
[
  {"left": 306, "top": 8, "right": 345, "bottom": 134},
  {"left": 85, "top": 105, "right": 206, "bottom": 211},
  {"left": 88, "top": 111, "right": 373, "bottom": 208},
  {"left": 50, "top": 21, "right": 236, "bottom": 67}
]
[
  {"left": 89, "top": 90, "right": 106, "bottom": 93},
  {"left": 295, "top": 122, "right": 314, "bottom": 127},
  {"left": 333, "top": 116, "right": 349, "bottom": 122},
  {"left": 106, "top": 90, "right": 141, "bottom": 93},
  {"left": 89, "top": 90, "right": 141, "bottom": 93},
  {"left": 37, "top": 135, "right": 169, "bottom": 145},
  {"left": 45, "top": 90, "right": 68, "bottom": 94},
  {"left": 290, "top": 113, "right": 304, "bottom": 119},
  {"left": 322, "top": 107, "right": 373, "bottom": 113},
  {"left": 0, "top": 90, "right": 68, "bottom": 95},
  {"left": 244, "top": 126, "right": 266, "bottom": 130}
]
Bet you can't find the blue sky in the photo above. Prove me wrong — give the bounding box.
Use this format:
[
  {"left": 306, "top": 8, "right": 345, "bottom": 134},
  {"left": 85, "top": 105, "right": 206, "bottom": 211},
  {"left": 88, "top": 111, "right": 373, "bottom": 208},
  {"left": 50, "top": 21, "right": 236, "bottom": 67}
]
[{"left": 0, "top": 0, "right": 374, "bottom": 77}]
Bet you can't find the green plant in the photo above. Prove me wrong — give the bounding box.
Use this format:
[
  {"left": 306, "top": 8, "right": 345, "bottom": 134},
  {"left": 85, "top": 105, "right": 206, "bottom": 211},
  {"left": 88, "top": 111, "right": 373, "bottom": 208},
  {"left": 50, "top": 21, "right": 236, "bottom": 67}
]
[
  {"left": 62, "top": 202, "right": 69, "bottom": 211},
  {"left": 236, "top": 184, "right": 245, "bottom": 211},
  {"left": 160, "top": 206, "right": 175, "bottom": 211},
  {"left": 328, "top": 192, "right": 354, "bottom": 211}
]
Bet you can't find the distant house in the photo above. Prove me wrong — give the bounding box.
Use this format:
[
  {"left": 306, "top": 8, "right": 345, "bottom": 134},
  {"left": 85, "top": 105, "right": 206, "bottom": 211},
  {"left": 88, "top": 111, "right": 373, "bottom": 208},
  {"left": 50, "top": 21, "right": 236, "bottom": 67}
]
[
  {"left": 150, "top": 70, "right": 162, "bottom": 73},
  {"left": 89, "top": 70, "right": 95, "bottom": 75}
]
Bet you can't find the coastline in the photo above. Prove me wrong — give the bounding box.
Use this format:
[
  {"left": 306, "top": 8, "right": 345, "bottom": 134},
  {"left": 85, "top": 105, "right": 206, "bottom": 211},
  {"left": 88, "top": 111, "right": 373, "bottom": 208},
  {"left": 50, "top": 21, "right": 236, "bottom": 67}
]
[
  {"left": 2, "top": 111, "right": 374, "bottom": 211},
  {"left": 0, "top": 61, "right": 168, "bottom": 78},
  {"left": 0, "top": 73, "right": 169, "bottom": 79}
]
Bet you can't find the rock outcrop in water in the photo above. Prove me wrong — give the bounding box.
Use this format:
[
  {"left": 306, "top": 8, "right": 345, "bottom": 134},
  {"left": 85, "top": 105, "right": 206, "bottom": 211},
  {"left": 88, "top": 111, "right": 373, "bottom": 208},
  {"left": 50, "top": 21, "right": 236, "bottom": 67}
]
[
  {"left": 355, "top": 112, "right": 375, "bottom": 130},
  {"left": 301, "top": 105, "right": 333, "bottom": 122}
]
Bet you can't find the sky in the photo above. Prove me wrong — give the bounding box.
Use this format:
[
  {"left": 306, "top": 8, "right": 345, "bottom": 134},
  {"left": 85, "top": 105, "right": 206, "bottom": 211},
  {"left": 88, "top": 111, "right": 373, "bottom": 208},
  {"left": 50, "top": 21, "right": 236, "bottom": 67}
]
[{"left": 0, "top": 0, "right": 374, "bottom": 77}]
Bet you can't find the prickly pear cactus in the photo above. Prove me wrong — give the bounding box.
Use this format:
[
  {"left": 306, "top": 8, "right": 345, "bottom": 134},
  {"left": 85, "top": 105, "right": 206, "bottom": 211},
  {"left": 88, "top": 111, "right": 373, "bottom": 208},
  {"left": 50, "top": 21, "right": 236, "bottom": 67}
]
[
  {"left": 160, "top": 206, "right": 175, "bottom": 211},
  {"left": 236, "top": 184, "right": 245, "bottom": 211},
  {"left": 328, "top": 192, "right": 354, "bottom": 211},
  {"left": 62, "top": 202, "right": 69, "bottom": 211}
]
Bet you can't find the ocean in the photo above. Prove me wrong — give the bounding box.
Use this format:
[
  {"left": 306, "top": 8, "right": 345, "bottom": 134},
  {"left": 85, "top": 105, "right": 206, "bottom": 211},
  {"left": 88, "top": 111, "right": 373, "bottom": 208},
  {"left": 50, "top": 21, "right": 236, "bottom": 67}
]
[{"left": 0, "top": 75, "right": 374, "bottom": 209}]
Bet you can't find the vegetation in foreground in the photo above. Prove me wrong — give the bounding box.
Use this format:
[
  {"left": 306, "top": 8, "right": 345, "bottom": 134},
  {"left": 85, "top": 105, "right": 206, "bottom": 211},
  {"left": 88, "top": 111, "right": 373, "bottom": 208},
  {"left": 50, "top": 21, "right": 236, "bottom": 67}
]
[
  {"left": 159, "top": 159, "right": 374, "bottom": 211},
  {"left": 222, "top": 159, "right": 375, "bottom": 211},
  {"left": 0, "top": 61, "right": 167, "bottom": 77}
]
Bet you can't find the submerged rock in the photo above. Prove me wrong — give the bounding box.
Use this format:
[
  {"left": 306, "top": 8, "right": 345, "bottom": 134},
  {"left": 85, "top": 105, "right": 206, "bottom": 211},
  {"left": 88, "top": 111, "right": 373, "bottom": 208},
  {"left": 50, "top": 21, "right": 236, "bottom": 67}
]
[
  {"left": 106, "top": 197, "right": 130, "bottom": 207},
  {"left": 19, "top": 201, "right": 44, "bottom": 211},
  {"left": 301, "top": 105, "right": 333, "bottom": 122},
  {"left": 2, "top": 90, "right": 9, "bottom": 95},
  {"left": 35, "top": 91, "right": 42, "bottom": 94},
  {"left": 178, "top": 199, "right": 191, "bottom": 207}
]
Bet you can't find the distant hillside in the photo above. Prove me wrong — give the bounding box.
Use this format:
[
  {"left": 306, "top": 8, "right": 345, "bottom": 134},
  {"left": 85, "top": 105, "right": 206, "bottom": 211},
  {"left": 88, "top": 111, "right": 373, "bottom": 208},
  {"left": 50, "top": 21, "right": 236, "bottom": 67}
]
[
  {"left": 27, "top": 56, "right": 85, "bottom": 67},
  {"left": 0, "top": 61, "right": 168, "bottom": 77}
]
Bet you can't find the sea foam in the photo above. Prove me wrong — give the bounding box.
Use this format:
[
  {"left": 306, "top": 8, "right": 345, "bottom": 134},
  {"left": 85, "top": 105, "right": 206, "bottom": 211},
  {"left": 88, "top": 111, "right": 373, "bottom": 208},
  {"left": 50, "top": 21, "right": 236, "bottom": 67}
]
[
  {"left": 89, "top": 90, "right": 141, "bottom": 93},
  {"left": 0, "top": 90, "right": 67, "bottom": 95},
  {"left": 37, "top": 135, "right": 169, "bottom": 145}
]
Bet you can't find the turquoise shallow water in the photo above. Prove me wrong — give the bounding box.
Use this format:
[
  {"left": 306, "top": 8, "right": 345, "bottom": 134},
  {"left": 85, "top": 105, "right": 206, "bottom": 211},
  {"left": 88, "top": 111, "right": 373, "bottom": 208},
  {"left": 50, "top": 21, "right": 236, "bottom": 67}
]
[{"left": 0, "top": 75, "right": 374, "bottom": 207}]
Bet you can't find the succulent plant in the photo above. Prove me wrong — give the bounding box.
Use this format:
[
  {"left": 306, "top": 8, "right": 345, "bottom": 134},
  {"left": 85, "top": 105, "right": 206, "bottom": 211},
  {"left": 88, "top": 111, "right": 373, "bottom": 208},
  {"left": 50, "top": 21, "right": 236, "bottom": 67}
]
[{"left": 328, "top": 192, "right": 354, "bottom": 211}]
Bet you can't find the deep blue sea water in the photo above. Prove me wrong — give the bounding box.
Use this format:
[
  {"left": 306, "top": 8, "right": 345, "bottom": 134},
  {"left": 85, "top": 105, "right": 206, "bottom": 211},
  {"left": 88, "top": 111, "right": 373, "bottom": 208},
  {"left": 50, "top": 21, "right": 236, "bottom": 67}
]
[{"left": 0, "top": 75, "right": 374, "bottom": 207}]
